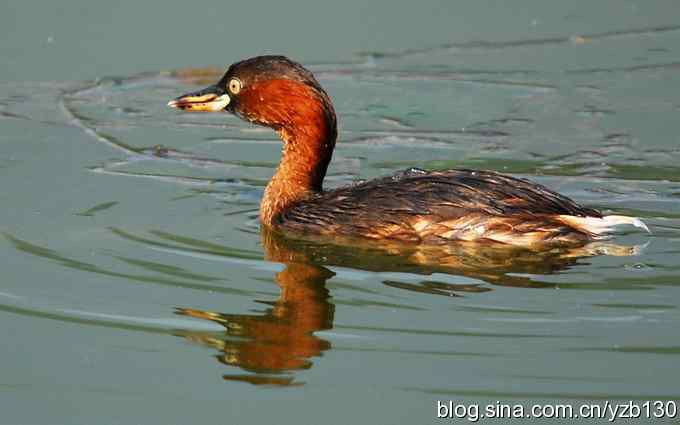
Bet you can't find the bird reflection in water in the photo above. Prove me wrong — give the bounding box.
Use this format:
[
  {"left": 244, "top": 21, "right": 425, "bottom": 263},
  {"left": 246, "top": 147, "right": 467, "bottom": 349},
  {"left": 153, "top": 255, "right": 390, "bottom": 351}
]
[
  {"left": 176, "top": 260, "right": 334, "bottom": 387},
  {"left": 171, "top": 227, "right": 642, "bottom": 386}
]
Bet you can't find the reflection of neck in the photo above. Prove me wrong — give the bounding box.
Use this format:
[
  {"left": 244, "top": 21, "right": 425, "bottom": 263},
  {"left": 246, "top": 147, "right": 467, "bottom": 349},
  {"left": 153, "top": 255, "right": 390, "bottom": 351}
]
[
  {"left": 263, "top": 228, "right": 336, "bottom": 336},
  {"left": 259, "top": 98, "right": 337, "bottom": 226},
  {"left": 275, "top": 262, "right": 334, "bottom": 308}
]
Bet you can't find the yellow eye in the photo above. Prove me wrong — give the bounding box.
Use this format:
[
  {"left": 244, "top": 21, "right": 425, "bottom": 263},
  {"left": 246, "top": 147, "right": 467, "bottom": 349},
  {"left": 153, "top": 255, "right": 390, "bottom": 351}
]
[{"left": 228, "top": 78, "right": 242, "bottom": 94}]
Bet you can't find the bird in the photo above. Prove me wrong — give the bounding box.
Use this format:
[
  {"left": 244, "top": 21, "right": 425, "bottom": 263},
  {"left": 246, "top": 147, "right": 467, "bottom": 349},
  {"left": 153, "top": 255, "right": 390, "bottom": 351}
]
[{"left": 168, "top": 55, "right": 648, "bottom": 247}]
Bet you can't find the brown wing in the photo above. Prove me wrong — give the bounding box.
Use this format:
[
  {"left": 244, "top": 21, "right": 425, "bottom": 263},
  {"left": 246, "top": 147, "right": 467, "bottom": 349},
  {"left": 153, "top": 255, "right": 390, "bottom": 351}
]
[{"left": 276, "top": 168, "right": 601, "bottom": 244}]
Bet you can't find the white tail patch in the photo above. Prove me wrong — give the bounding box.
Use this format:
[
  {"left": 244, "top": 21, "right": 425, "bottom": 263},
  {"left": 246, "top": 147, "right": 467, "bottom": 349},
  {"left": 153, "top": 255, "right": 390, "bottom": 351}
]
[{"left": 558, "top": 214, "right": 650, "bottom": 238}]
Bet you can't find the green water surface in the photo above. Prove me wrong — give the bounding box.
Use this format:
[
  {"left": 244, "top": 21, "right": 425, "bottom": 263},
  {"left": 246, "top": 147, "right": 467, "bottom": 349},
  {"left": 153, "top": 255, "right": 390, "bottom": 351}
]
[{"left": 1, "top": 1, "right": 679, "bottom": 424}]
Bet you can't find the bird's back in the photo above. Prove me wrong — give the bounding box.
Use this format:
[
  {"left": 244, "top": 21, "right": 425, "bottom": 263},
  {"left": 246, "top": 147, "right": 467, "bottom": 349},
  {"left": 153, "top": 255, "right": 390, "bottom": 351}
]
[{"left": 275, "top": 168, "right": 605, "bottom": 246}]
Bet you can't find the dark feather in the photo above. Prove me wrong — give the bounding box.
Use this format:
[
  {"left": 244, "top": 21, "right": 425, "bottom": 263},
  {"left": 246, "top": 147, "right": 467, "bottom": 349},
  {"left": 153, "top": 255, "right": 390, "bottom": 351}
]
[{"left": 275, "top": 168, "right": 601, "bottom": 244}]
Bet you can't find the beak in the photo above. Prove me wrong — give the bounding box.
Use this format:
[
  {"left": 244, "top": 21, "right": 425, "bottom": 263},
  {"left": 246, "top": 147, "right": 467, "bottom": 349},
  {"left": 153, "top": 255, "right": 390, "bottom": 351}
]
[{"left": 167, "top": 84, "right": 230, "bottom": 112}]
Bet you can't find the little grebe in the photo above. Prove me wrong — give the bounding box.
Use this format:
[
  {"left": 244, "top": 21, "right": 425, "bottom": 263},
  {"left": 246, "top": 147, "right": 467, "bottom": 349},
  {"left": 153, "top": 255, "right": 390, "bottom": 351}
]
[{"left": 169, "top": 55, "right": 648, "bottom": 246}]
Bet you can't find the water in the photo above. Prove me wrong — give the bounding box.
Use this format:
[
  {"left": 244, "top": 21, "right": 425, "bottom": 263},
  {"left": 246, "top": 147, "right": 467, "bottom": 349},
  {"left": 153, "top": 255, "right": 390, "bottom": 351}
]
[{"left": 1, "top": 1, "right": 680, "bottom": 424}]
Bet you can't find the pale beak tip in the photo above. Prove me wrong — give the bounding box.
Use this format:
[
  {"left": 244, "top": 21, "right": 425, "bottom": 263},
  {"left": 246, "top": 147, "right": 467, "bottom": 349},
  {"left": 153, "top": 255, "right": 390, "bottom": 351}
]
[{"left": 167, "top": 100, "right": 179, "bottom": 108}]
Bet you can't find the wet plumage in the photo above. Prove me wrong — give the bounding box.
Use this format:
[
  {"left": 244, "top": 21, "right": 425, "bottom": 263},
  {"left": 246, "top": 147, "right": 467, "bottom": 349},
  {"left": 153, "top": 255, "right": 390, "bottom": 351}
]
[{"left": 277, "top": 168, "right": 603, "bottom": 245}]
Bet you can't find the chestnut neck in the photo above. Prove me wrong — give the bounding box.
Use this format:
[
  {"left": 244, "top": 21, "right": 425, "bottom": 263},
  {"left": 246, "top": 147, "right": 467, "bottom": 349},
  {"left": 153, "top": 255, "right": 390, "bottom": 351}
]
[{"left": 258, "top": 86, "right": 337, "bottom": 226}]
